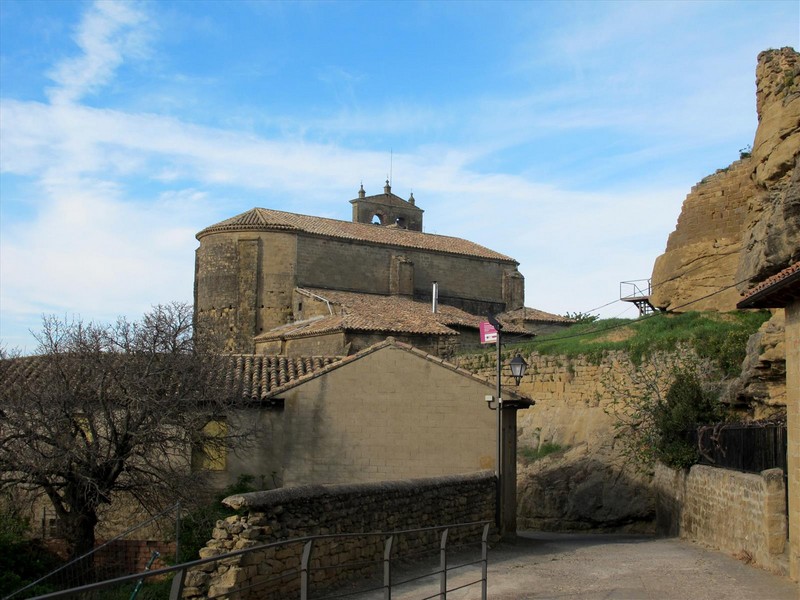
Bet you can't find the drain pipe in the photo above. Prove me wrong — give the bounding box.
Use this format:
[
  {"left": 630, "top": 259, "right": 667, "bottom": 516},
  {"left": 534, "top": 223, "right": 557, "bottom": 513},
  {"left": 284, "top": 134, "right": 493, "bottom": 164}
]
[{"left": 432, "top": 281, "right": 438, "bottom": 313}]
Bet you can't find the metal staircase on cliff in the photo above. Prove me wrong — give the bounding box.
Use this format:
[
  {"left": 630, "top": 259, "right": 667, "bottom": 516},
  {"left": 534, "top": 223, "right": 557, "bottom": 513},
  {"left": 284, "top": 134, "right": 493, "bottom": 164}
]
[{"left": 620, "top": 279, "right": 657, "bottom": 316}]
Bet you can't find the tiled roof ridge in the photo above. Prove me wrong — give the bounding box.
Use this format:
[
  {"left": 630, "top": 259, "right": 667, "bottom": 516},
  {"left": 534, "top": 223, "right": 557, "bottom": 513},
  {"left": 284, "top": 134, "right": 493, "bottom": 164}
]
[
  {"left": 196, "top": 207, "right": 516, "bottom": 262},
  {"left": 500, "top": 306, "right": 574, "bottom": 324}
]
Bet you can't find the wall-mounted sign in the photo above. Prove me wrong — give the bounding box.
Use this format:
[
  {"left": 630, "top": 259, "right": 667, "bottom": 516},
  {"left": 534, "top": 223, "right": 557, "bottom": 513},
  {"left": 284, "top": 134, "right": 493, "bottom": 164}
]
[{"left": 479, "top": 321, "right": 498, "bottom": 344}]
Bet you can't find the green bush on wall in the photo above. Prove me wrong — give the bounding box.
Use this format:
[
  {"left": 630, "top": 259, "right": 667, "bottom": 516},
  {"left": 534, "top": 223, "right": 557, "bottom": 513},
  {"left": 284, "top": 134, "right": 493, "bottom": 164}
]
[{"left": 653, "top": 369, "right": 726, "bottom": 469}]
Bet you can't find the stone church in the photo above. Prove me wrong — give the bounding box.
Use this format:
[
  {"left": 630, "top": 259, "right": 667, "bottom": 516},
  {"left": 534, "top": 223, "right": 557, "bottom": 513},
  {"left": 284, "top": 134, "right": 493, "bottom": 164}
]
[{"left": 194, "top": 181, "right": 570, "bottom": 356}]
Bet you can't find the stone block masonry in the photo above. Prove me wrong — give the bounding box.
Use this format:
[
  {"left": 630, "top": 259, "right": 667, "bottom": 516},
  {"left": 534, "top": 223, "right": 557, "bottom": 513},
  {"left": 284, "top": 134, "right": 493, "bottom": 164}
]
[
  {"left": 654, "top": 463, "right": 788, "bottom": 575},
  {"left": 185, "top": 472, "right": 495, "bottom": 599}
]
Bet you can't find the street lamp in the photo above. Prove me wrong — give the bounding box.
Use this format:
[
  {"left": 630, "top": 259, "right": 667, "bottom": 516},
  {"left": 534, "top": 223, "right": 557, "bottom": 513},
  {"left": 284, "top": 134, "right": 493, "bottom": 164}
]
[{"left": 509, "top": 354, "right": 528, "bottom": 386}]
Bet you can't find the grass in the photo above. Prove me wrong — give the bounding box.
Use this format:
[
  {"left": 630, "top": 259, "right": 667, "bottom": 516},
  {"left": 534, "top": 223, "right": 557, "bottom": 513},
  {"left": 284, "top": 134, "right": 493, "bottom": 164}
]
[
  {"left": 506, "top": 310, "right": 771, "bottom": 376},
  {"left": 519, "top": 442, "right": 567, "bottom": 464}
]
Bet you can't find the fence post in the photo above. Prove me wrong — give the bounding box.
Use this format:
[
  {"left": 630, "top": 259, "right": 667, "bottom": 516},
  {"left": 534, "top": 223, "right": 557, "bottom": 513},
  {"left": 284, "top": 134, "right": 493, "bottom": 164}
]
[
  {"left": 439, "top": 528, "right": 449, "bottom": 598},
  {"left": 481, "top": 523, "right": 490, "bottom": 600},
  {"left": 168, "top": 567, "right": 186, "bottom": 600},
  {"left": 300, "top": 540, "right": 314, "bottom": 600},
  {"left": 383, "top": 535, "right": 394, "bottom": 600},
  {"left": 175, "top": 502, "right": 181, "bottom": 564}
]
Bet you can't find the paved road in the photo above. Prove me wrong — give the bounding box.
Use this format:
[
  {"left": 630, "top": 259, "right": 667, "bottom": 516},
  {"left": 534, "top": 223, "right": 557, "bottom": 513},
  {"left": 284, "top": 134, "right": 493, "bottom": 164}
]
[{"left": 351, "top": 532, "right": 799, "bottom": 600}]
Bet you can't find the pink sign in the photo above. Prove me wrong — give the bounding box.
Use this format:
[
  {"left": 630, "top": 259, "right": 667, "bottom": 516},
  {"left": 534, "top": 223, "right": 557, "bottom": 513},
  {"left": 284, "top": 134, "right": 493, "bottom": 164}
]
[{"left": 479, "top": 321, "right": 498, "bottom": 344}]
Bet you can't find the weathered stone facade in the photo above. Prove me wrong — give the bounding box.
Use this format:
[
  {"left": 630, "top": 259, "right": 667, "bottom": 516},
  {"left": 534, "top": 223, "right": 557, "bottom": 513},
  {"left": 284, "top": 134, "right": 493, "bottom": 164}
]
[{"left": 186, "top": 472, "right": 494, "bottom": 599}]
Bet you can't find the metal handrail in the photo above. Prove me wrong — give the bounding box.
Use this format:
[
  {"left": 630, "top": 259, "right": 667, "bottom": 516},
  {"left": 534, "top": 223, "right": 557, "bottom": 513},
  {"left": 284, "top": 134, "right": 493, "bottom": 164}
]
[
  {"left": 620, "top": 279, "right": 652, "bottom": 300},
  {"left": 27, "top": 520, "right": 492, "bottom": 600}
]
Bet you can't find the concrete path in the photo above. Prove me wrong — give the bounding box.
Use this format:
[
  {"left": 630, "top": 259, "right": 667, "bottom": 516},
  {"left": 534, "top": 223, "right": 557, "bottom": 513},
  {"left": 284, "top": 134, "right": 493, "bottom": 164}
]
[{"left": 349, "top": 532, "right": 799, "bottom": 600}]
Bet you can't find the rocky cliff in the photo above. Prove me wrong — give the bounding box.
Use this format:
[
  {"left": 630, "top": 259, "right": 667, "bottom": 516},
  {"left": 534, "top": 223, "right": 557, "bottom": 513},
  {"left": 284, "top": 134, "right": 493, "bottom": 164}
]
[{"left": 651, "top": 47, "right": 800, "bottom": 312}]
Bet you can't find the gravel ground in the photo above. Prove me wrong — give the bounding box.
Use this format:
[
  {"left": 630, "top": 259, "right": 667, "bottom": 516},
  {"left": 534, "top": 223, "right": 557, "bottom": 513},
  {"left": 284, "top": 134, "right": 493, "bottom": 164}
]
[{"left": 340, "top": 532, "right": 799, "bottom": 600}]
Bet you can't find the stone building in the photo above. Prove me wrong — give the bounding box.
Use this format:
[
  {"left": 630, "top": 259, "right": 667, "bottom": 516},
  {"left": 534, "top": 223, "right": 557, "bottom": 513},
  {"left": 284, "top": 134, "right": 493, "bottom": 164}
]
[
  {"left": 215, "top": 339, "right": 532, "bottom": 491},
  {"left": 195, "top": 181, "right": 570, "bottom": 355}
]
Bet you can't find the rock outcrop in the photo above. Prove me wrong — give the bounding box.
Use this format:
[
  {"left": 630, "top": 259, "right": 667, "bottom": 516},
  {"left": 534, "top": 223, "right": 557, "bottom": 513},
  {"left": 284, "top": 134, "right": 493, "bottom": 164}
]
[
  {"left": 650, "top": 160, "right": 756, "bottom": 311},
  {"left": 651, "top": 47, "right": 800, "bottom": 312},
  {"left": 736, "top": 48, "right": 800, "bottom": 287}
]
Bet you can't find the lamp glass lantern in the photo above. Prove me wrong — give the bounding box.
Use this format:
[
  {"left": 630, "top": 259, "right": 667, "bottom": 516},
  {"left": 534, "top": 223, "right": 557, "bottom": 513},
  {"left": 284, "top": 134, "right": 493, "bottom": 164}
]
[{"left": 509, "top": 354, "right": 528, "bottom": 386}]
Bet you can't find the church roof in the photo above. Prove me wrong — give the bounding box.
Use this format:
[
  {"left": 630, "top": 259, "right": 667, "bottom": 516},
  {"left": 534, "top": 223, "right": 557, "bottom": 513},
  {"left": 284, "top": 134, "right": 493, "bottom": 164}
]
[
  {"left": 197, "top": 207, "right": 516, "bottom": 262},
  {"left": 254, "top": 288, "right": 531, "bottom": 341}
]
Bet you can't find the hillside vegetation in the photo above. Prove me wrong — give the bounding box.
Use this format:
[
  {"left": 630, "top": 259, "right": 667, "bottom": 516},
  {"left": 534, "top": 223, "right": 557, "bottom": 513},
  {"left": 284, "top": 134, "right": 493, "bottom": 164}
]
[{"left": 510, "top": 310, "right": 771, "bottom": 376}]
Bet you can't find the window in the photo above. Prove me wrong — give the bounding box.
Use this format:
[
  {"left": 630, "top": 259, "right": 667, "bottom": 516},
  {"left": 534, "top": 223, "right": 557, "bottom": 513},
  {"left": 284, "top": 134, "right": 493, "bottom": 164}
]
[{"left": 191, "top": 419, "right": 228, "bottom": 471}]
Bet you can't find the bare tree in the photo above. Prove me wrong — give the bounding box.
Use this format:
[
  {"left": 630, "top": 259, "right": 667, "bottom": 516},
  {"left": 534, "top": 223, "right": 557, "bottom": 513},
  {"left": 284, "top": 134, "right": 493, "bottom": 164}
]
[{"left": 0, "top": 303, "right": 247, "bottom": 560}]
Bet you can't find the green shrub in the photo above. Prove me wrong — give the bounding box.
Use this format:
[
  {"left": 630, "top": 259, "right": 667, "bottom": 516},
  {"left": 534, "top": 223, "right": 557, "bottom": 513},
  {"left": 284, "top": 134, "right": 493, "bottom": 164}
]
[{"left": 653, "top": 369, "right": 726, "bottom": 469}]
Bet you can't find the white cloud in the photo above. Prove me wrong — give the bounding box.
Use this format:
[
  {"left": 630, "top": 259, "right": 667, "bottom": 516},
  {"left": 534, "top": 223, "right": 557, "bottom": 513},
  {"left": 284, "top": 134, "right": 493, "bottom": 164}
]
[{"left": 46, "top": 0, "right": 148, "bottom": 105}]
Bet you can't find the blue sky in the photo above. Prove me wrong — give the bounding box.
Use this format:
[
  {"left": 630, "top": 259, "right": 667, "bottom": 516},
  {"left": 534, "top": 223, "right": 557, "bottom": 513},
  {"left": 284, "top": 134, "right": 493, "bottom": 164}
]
[{"left": 1, "top": 0, "right": 798, "bottom": 352}]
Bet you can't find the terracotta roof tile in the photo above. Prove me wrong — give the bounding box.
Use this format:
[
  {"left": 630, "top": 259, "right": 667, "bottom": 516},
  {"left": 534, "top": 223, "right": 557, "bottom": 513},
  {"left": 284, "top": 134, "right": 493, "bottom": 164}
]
[
  {"left": 738, "top": 261, "right": 800, "bottom": 309},
  {"left": 223, "top": 354, "right": 342, "bottom": 400},
  {"left": 197, "top": 207, "right": 516, "bottom": 262}
]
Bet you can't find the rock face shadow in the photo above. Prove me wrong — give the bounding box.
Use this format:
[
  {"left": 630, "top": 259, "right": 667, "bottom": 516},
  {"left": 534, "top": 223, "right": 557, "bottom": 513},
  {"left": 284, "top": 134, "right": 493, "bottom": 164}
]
[{"left": 517, "top": 444, "right": 655, "bottom": 533}]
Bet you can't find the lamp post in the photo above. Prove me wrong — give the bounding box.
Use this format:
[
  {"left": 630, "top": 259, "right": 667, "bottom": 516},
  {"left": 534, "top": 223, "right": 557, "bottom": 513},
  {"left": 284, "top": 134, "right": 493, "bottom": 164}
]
[{"left": 485, "top": 316, "right": 528, "bottom": 536}]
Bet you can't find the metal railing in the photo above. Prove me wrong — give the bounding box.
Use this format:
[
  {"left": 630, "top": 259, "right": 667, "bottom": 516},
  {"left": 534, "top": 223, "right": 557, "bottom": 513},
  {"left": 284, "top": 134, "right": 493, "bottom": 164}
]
[
  {"left": 619, "top": 279, "right": 651, "bottom": 301},
  {"left": 26, "top": 521, "right": 492, "bottom": 600}
]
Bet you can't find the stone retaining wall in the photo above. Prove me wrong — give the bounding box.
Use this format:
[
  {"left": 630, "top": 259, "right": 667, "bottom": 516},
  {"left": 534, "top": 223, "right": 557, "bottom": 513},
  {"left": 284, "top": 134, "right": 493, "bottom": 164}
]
[
  {"left": 186, "top": 472, "right": 495, "bottom": 599},
  {"left": 654, "top": 463, "right": 788, "bottom": 574}
]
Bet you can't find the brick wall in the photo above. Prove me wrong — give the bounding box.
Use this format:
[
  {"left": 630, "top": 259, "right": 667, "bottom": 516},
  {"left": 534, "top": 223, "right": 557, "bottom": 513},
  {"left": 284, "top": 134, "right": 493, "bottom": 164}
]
[
  {"left": 653, "top": 463, "right": 788, "bottom": 574},
  {"left": 184, "top": 472, "right": 495, "bottom": 599}
]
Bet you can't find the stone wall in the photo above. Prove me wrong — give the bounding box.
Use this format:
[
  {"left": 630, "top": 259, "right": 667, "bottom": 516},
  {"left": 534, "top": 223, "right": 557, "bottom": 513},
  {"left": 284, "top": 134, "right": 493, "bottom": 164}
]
[
  {"left": 457, "top": 350, "right": 661, "bottom": 531},
  {"left": 195, "top": 231, "right": 297, "bottom": 352},
  {"left": 295, "top": 234, "right": 516, "bottom": 313},
  {"left": 457, "top": 350, "right": 644, "bottom": 452},
  {"left": 186, "top": 472, "right": 494, "bottom": 599},
  {"left": 653, "top": 463, "right": 788, "bottom": 575}
]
